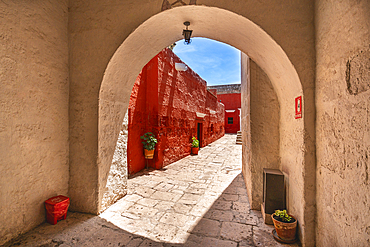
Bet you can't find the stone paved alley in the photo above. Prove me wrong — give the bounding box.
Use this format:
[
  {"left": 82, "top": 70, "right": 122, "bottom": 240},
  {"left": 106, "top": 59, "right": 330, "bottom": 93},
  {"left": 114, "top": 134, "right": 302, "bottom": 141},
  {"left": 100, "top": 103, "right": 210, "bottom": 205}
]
[{"left": 3, "top": 135, "right": 299, "bottom": 247}]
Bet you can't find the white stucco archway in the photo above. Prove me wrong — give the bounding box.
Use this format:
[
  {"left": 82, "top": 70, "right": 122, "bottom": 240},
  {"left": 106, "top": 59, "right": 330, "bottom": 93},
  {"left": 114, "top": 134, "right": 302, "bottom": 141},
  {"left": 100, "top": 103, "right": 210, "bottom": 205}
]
[{"left": 98, "top": 5, "right": 307, "bottom": 242}]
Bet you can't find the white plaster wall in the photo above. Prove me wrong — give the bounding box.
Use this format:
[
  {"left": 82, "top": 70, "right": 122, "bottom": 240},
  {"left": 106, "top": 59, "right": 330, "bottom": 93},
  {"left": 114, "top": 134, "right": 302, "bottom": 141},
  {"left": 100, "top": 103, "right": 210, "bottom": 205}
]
[
  {"left": 101, "top": 111, "right": 128, "bottom": 212},
  {"left": 68, "top": 0, "right": 162, "bottom": 214},
  {"left": 0, "top": 1, "right": 69, "bottom": 244},
  {"left": 241, "top": 53, "right": 252, "bottom": 209},
  {"left": 241, "top": 58, "right": 280, "bottom": 210},
  {"left": 315, "top": 0, "right": 370, "bottom": 246}
]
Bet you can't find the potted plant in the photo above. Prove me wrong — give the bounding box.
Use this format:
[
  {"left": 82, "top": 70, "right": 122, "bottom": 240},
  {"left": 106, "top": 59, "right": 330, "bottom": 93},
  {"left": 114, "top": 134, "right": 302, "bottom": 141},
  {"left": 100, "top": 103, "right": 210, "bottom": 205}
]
[
  {"left": 191, "top": 136, "right": 199, "bottom": 155},
  {"left": 271, "top": 209, "right": 297, "bottom": 243},
  {"left": 140, "top": 132, "right": 157, "bottom": 159}
]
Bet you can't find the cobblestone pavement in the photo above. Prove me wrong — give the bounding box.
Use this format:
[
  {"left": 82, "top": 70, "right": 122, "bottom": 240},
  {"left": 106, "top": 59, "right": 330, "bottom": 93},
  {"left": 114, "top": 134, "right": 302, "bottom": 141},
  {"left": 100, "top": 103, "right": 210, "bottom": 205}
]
[{"left": 3, "top": 135, "right": 299, "bottom": 247}]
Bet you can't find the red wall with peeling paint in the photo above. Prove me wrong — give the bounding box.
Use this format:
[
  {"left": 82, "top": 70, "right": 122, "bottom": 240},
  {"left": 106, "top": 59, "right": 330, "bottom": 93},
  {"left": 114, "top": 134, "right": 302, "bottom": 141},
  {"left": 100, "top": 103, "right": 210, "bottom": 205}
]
[
  {"left": 127, "top": 49, "right": 225, "bottom": 175},
  {"left": 217, "top": 93, "right": 241, "bottom": 133}
]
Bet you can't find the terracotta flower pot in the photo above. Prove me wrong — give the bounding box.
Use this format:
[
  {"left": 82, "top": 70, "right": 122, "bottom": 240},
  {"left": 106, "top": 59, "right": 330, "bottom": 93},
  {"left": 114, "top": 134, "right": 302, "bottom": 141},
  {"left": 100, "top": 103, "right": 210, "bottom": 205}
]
[
  {"left": 191, "top": 147, "right": 199, "bottom": 155},
  {"left": 144, "top": 149, "right": 154, "bottom": 159},
  {"left": 271, "top": 213, "right": 297, "bottom": 241}
]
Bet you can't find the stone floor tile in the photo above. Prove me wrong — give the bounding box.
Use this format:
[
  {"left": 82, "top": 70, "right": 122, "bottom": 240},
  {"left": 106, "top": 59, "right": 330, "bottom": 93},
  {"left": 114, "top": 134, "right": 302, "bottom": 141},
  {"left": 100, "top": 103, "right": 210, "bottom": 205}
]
[
  {"left": 154, "top": 182, "right": 175, "bottom": 191},
  {"left": 184, "top": 187, "right": 206, "bottom": 195},
  {"left": 121, "top": 212, "right": 142, "bottom": 220},
  {"left": 212, "top": 200, "right": 233, "bottom": 211},
  {"left": 4, "top": 135, "right": 294, "bottom": 247},
  {"left": 197, "top": 195, "right": 219, "bottom": 206},
  {"left": 173, "top": 203, "right": 193, "bottom": 214},
  {"left": 191, "top": 179, "right": 209, "bottom": 184},
  {"left": 151, "top": 211, "right": 166, "bottom": 223},
  {"left": 143, "top": 180, "right": 162, "bottom": 188},
  {"left": 204, "top": 209, "right": 234, "bottom": 222},
  {"left": 209, "top": 185, "right": 228, "bottom": 193},
  {"left": 238, "top": 238, "right": 256, "bottom": 247},
  {"left": 177, "top": 193, "right": 201, "bottom": 205},
  {"left": 130, "top": 220, "right": 157, "bottom": 237},
  {"left": 237, "top": 186, "right": 248, "bottom": 194},
  {"left": 220, "top": 221, "right": 253, "bottom": 242},
  {"left": 104, "top": 200, "right": 135, "bottom": 213},
  {"left": 125, "top": 194, "right": 144, "bottom": 202},
  {"left": 182, "top": 234, "right": 203, "bottom": 246},
  {"left": 79, "top": 224, "right": 134, "bottom": 246},
  {"left": 159, "top": 212, "right": 189, "bottom": 227},
  {"left": 168, "top": 189, "right": 185, "bottom": 195},
  {"left": 127, "top": 204, "right": 159, "bottom": 218},
  {"left": 134, "top": 186, "right": 156, "bottom": 197},
  {"left": 191, "top": 218, "right": 221, "bottom": 237},
  {"left": 232, "top": 212, "right": 258, "bottom": 225},
  {"left": 179, "top": 215, "right": 201, "bottom": 233},
  {"left": 154, "top": 201, "right": 175, "bottom": 211},
  {"left": 151, "top": 191, "right": 182, "bottom": 202},
  {"left": 137, "top": 198, "right": 160, "bottom": 207},
  {"left": 252, "top": 226, "right": 300, "bottom": 247},
  {"left": 239, "top": 194, "right": 250, "bottom": 203},
  {"left": 171, "top": 230, "right": 190, "bottom": 244},
  {"left": 223, "top": 185, "right": 239, "bottom": 194},
  {"left": 232, "top": 201, "right": 251, "bottom": 212},
  {"left": 138, "top": 239, "right": 164, "bottom": 247},
  {"left": 149, "top": 175, "right": 167, "bottom": 182},
  {"left": 202, "top": 190, "right": 222, "bottom": 197},
  {"left": 188, "top": 205, "right": 208, "bottom": 217},
  {"left": 200, "top": 237, "right": 238, "bottom": 247},
  {"left": 126, "top": 238, "right": 145, "bottom": 247},
  {"left": 151, "top": 223, "right": 179, "bottom": 242},
  {"left": 220, "top": 193, "right": 239, "bottom": 201}
]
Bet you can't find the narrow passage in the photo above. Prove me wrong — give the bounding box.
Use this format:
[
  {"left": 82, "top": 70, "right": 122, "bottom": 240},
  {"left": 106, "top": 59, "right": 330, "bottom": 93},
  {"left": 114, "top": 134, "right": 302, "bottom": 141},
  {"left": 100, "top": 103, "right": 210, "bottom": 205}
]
[{"left": 3, "top": 135, "right": 299, "bottom": 247}]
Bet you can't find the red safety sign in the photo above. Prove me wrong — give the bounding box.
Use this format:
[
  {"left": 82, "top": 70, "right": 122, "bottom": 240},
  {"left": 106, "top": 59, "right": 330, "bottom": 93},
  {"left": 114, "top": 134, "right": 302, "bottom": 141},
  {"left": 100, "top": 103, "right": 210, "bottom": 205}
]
[{"left": 295, "top": 96, "right": 302, "bottom": 119}]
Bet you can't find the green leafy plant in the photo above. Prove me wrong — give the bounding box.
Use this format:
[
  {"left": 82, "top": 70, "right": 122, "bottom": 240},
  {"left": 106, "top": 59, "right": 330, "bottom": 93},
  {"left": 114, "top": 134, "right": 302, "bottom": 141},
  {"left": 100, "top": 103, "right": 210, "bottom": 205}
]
[
  {"left": 274, "top": 209, "right": 293, "bottom": 223},
  {"left": 191, "top": 137, "right": 199, "bottom": 148},
  {"left": 140, "top": 132, "right": 157, "bottom": 150}
]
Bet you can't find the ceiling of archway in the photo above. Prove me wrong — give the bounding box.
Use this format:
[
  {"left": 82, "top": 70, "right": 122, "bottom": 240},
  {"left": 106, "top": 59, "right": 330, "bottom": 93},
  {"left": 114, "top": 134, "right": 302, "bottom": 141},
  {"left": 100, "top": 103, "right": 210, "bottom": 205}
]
[
  {"left": 100, "top": 5, "right": 303, "bottom": 108},
  {"left": 162, "top": 0, "right": 197, "bottom": 11}
]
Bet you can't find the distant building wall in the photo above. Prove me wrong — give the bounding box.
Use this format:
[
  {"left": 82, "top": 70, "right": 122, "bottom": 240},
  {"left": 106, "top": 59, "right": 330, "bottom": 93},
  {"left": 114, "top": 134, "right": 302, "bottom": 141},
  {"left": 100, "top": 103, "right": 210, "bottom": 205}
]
[
  {"left": 127, "top": 49, "right": 225, "bottom": 174},
  {"left": 208, "top": 84, "right": 241, "bottom": 133}
]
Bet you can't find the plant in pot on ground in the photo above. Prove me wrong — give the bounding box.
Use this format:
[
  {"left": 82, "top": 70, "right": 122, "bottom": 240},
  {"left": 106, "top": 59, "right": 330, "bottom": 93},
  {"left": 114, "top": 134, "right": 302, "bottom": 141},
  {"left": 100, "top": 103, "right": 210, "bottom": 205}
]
[
  {"left": 141, "top": 132, "right": 157, "bottom": 159},
  {"left": 271, "top": 209, "right": 297, "bottom": 243},
  {"left": 191, "top": 136, "right": 199, "bottom": 155}
]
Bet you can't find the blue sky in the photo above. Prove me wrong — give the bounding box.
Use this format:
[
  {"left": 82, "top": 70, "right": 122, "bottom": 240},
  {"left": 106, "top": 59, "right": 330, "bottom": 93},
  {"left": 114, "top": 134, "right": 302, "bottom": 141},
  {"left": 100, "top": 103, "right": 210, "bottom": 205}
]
[{"left": 172, "top": 38, "right": 241, "bottom": 86}]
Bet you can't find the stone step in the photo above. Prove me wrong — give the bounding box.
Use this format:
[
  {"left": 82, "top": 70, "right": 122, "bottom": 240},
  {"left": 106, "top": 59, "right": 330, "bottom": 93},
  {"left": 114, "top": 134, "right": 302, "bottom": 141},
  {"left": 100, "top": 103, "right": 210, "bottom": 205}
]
[{"left": 236, "top": 130, "right": 242, "bottom": 144}]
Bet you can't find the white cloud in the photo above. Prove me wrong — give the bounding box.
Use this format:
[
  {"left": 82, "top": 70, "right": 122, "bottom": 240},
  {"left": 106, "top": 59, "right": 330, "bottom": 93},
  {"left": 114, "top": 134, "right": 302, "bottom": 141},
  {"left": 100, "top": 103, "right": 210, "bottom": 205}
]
[{"left": 173, "top": 44, "right": 197, "bottom": 54}]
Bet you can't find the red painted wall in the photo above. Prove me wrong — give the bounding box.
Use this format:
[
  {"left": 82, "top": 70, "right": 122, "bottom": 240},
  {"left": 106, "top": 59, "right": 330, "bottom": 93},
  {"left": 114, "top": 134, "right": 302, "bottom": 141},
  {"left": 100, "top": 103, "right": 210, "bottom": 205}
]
[
  {"left": 127, "top": 49, "right": 225, "bottom": 175},
  {"left": 217, "top": 93, "right": 241, "bottom": 133}
]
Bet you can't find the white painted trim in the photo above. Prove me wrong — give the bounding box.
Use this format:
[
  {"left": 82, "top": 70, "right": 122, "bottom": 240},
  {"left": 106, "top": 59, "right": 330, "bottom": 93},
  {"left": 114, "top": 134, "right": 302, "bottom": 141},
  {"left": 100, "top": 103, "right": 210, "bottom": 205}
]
[
  {"left": 196, "top": 112, "right": 206, "bottom": 118},
  {"left": 175, "top": 63, "right": 187, "bottom": 71},
  {"left": 225, "top": 110, "right": 236, "bottom": 113}
]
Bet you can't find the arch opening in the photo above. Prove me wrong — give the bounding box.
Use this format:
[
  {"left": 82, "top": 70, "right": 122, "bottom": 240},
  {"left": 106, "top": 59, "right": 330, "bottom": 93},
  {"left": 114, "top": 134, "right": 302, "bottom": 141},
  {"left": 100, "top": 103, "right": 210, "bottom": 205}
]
[{"left": 98, "top": 4, "right": 306, "bottom": 242}]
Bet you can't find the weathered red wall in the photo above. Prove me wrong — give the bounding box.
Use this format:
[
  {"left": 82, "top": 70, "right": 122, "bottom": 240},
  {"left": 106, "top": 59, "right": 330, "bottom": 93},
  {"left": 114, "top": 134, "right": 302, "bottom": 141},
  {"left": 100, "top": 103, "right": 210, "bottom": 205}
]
[
  {"left": 217, "top": 93, "right": 241, "bottom": 133},
  {"left": 127, "top": 49, "right": 224, "bottom": 175}
]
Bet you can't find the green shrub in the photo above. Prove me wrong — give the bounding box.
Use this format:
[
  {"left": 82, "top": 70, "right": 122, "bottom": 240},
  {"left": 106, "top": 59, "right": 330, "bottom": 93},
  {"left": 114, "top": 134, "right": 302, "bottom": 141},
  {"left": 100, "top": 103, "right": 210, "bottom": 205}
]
[
  {"left": 274, "top": 209, "right": 293, "bottom": 223},
  {"left": 140, "top": 132, "right": 157, "bottom": 150},
  {"left": 191, "top": 137, "right": 199, "bottom": 148}
]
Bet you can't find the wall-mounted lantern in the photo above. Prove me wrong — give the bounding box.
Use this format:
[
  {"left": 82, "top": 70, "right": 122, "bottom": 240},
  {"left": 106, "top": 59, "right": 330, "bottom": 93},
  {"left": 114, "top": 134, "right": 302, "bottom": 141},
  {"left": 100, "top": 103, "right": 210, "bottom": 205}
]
[{"left": 182, "top": 21, "right": 193, "bottom": 45}]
